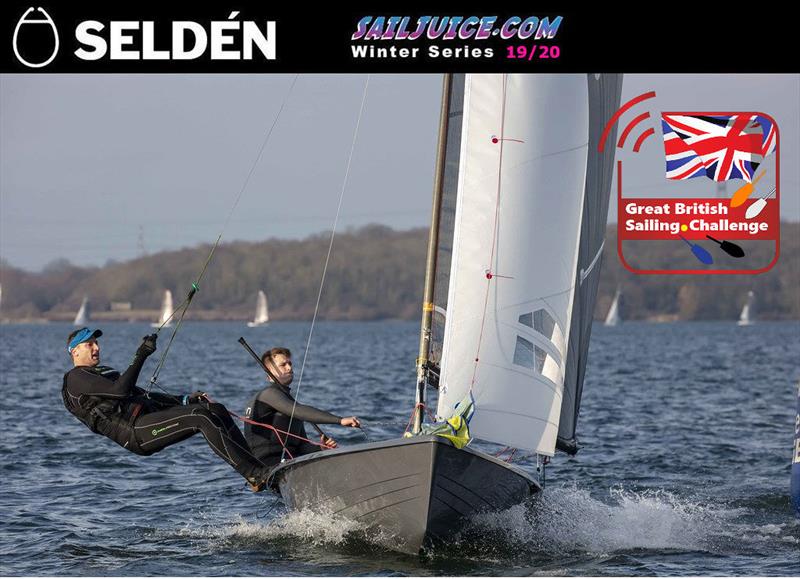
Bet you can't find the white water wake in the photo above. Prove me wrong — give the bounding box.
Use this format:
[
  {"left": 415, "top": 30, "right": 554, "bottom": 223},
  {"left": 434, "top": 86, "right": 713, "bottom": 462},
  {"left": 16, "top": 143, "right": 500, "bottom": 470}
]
[
  {"left": 455, "top": 485, "right": 799, "bottom": 557},
  {"left": 183, "top": 485, "right": 799, "bottom": 559}
]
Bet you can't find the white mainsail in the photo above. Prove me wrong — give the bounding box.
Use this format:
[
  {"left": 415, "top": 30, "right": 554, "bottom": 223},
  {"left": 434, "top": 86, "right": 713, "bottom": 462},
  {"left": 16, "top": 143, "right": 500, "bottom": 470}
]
[
  {"left": 247, "top": 290, "right": 270, "bottom": 327},
  {"left": 73, "top": 295, "right": 90, "bottom": 326},
  {"left": 435, "top": 74, "right": 620, "bottom": 456},
  {"left": 605, "top": 288, "right": 621, "bottom": 326},
  {"left": 152, "top": 290, "right": 173, "bottom": 327},
  {"left": 738, "top": 291, "right": 755, "bottom": 326}
]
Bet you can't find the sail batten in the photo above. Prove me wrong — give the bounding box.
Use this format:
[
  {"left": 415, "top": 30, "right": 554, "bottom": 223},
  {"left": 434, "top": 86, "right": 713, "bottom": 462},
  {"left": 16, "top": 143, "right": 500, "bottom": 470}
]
[{"left": 434, "top": 74, "right": 622, "bottom": 456}]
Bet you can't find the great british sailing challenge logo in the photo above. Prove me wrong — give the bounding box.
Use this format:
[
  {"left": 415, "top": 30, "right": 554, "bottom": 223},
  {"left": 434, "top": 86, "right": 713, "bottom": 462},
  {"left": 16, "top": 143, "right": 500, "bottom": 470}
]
[
  {"left": 13, "top": 7, "right": 60, "bottom": 68},
  {"left": 601, "top": 91, "right": 780, "bottom": 275}
]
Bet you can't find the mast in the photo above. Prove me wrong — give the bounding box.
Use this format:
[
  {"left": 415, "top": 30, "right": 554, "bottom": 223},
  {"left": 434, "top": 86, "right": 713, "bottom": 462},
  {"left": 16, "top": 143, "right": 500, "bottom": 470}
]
[{"left": 413, "top": 73, "right": 452, "bottom": 434}]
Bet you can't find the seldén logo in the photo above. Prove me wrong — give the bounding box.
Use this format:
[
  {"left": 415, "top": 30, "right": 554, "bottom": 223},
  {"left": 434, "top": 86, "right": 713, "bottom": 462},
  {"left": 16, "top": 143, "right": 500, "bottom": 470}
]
[
  {"left": 12, "top": 7, "right": 276, "bottom": 68},
  {"left": 13, "top": 7, "right": 59, "bottom": 68}
]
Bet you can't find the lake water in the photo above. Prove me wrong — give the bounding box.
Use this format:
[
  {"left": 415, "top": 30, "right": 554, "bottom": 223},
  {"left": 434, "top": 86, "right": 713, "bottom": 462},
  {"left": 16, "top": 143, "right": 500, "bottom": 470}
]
[{"left": 1, "top": 321, "right": 798, "bottom": 575}]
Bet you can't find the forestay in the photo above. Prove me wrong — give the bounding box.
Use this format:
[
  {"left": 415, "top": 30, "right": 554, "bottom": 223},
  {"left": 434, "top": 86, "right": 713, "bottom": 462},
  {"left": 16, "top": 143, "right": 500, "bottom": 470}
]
[{"left": 435, "top": 74, "right": 621, "bottom": 456}]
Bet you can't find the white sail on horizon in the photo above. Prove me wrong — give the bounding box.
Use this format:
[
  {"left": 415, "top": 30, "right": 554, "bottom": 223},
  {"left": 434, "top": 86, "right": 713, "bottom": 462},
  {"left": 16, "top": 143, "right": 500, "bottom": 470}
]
[
  {"left": 152, "top": 290, "right": 173, "bottom": 328},
  {"left": 247, "top": 290, "right": 270, "bottom": 327},
  {"left": 605, "top": 288, "right": 621, "bottom": 326},
  {"left": 738, "top": 291, "right": 755, "bottom": 326},
  {"left": 73, "top": 295, "right": 90, "bottom": 326}
]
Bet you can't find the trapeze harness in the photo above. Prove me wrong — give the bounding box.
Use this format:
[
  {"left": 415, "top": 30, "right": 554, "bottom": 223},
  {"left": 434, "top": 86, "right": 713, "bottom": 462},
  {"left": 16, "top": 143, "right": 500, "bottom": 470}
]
[{"left": 61, "top": 355, "right": 158, "bottom": 454}]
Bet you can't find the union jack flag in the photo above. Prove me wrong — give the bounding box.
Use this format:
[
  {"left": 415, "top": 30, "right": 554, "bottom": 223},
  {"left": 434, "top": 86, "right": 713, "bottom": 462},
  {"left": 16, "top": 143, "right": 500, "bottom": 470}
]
[{"left": 662, "top": 113, "right": 777, "bottom": 182}]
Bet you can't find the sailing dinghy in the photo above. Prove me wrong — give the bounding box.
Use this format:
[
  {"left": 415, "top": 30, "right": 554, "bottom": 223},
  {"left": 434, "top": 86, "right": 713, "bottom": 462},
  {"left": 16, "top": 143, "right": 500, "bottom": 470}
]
[
  {"left": 151, "top": 290, "right": 174, "bottom": 328},
  {"left": 247, "top": 290, "right": 270, "bottom": 327},
  {"left": 737, "top": 291, "right": 755, "bottom": 326},
  {"left": 73, "top": 295, "right": 90, "bottom": 326},
  {"left": 605, "top": 287, "right": 622, "bottom": 326},
  {"left": 268, "top": 73, "right": 622, "bottom": 554}
]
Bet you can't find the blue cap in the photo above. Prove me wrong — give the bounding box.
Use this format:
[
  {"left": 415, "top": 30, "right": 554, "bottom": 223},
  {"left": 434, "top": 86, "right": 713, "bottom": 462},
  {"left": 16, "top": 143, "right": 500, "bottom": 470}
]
[{"left": 68, "top": 327, "right": 102, "bottom": 353}]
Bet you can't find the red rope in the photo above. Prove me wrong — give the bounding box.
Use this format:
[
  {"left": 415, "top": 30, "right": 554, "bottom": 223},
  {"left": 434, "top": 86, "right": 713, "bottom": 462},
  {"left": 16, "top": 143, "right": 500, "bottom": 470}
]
[
  {"left": 471, "top": 74, "right": 509, "bottom": 388},
  {"left": 424, "top": 405, "right": 437, "bottom": 422},
  {"left": 404, "top": 403, "right": 423, "bottom": 434},
  {"left": 203, "top": 394, "right": 329, "bottom": 460},
  {"left": 506, "top": 448, "right": 517, "bottom": 463},
  {"left": 494, "top": 446, "right": 518, "bottom": 462}
]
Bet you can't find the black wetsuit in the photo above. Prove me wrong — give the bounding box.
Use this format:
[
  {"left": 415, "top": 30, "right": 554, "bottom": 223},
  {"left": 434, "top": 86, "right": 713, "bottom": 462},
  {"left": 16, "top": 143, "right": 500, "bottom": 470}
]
[
  {"left": 62, "top": 354, "right": 268, "bottom": 482},
  {"left": 244, "top": 383, "right": 341, "bottom": 465}
]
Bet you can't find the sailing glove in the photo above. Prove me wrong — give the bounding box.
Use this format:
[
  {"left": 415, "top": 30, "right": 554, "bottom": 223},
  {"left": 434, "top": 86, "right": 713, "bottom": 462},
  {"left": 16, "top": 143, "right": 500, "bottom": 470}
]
[
  {"left": 136, "top": 334, "right": 158, "bottom": 358},
  {"left": 184, "top": 391, "right": 209, "bottom": 405}
]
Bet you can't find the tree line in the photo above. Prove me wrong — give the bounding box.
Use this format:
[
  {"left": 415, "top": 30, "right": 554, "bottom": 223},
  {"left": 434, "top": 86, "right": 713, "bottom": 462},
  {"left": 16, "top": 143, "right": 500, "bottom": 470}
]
[{"left": 1, "top": 223, "right": 797, "bottom": 321}]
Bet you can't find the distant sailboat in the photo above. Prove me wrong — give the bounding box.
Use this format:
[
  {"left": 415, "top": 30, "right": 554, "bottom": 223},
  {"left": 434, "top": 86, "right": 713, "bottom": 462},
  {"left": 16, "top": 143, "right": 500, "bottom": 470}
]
[
  {"left": 73, "top": 295, "right": 90, "bottom": 326},
  {"left": 151, "top": 290, "right": 174, "bottom": 328},
  {"left": 604, "top": 287, "right": 622, "bottom": 326},
  {"left": 737, "top": 290, "right": 755, "bottom": 326},
  {"left": 247, "top": 290, "right": 270, "bottom": 327}
]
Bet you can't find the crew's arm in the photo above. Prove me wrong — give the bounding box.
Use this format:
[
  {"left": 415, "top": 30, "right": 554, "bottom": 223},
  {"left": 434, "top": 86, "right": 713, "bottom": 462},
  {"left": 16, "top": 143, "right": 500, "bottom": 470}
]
[
  {"left": 259, "top": 388, "right": 342, "bottom": 424},
  {"left": 68, "top": 355, "right": 147, "bottom": 399},
  {"left": 114, "top": 354, "right": 149, "bottom": 394},
  {"left": 68, "top": 335, "right": 157, "bottom": 399}
]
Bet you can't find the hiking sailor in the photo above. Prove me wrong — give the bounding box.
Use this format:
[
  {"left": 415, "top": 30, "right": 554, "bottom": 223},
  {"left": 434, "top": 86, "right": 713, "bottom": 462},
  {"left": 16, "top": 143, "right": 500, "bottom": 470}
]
[
  {"left": 62, "top": 327, "right": 272, "bottom": 491},
  {"left": 244, "top": 347, "right": 361, "bottom": 465}
]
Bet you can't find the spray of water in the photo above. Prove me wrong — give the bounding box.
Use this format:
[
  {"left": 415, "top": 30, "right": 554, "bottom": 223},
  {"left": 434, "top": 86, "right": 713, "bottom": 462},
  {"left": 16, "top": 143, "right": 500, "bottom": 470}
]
[
  {"left": 458, "top": 486, "right": 734, "bottom": 554},
  {"left": 449, "top": 484, "right": 800, "bottom": 561},
  {"left": 220, "top": 509, "right": 365, "bottom": 547},
  {"left": 179, "top": 485, "right": 799, "bottom": 562}
]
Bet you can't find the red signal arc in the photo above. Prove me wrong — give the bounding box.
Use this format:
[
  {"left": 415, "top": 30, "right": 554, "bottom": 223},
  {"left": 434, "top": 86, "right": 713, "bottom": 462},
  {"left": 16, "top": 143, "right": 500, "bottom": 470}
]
[
  {"left": 633, "top": 128, "right": 655, "bottom": 152},
  {"left": 617, "top": 111, "right": 650, "bottom": 148},
  {"left": 598, "top": 90, "right": 656, "bottom": 153}
]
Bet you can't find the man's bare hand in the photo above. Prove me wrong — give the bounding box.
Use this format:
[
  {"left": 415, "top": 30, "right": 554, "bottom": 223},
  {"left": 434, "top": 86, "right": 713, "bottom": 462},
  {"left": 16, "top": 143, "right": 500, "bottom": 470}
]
[
  {"left": 320, "top": 435, "right": 338, "bottom": 449},
  {"left": 340, "top": 416, "right": 361, "bottom": 428}
]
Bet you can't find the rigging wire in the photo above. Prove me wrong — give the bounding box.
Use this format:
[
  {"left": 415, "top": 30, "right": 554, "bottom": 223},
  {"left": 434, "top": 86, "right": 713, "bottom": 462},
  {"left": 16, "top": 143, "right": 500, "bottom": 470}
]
[
  {"left": 280, "top": 75, "right": 372, "bottom": 460},
  {"left": 145, "top": 74, "right": 301, "bottom": 393}
]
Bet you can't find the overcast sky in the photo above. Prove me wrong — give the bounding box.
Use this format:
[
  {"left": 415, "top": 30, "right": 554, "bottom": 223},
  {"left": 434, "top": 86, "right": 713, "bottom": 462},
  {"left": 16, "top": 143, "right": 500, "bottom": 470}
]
[{"left": 1, "top": 73, "right": 798, "bottom": 271}]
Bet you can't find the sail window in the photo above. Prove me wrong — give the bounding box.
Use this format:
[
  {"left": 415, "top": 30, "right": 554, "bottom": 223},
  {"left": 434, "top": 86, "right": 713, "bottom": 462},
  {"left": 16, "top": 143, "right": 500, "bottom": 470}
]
[
  {"left": 513, "top": 336, "right": 547, "bottom": 373},
  {"left": 533, "top": 309, "right": 556, "bottom": 340},
  {"left": 518, "top": 309, "right": 557, "bottom": 340}
]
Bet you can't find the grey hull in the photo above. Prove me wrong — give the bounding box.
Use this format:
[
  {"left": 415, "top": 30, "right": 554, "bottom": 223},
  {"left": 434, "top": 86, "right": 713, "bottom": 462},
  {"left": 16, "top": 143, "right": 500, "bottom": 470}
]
[{"left": 268, "top": 435, "right": 541, "bottom": 555}]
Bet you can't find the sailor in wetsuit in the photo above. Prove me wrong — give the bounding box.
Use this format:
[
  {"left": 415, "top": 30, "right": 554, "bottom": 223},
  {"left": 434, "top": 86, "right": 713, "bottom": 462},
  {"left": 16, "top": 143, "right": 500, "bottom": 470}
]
[
  {"left": 244, "top": 347, "right": 361, "bottom": 465},
  {"left": 62, "top": 327, "right": 272, "bottom": 491}
]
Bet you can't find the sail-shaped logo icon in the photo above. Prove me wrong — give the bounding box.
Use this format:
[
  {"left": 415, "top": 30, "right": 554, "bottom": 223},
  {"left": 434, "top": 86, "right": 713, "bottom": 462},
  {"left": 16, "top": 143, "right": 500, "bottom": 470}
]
[{"left": 13, "top": 7, "right": 59, "bottom": 68}]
